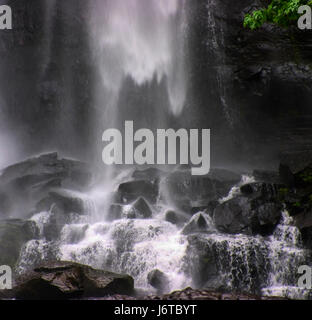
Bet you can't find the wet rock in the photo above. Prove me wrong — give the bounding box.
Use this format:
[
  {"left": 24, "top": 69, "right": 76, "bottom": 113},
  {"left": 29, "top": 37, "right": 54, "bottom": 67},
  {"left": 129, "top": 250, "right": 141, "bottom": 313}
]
[
  {"left": 0, "top": 219, "right": 39, "bottom": 267},
  {"left": 253, "top": 170, "right": 281, "bottom": 184},
  {"left": 240, "top": 182, "right": 280, "bottom": 201},
  {"left": 147, "top": 269, "right": 169, "bottom": 294},
  {"left": 117, "top": 180, "right": 159, "bottom": 204},
  {"left": 214, "top": 197, "right": 251, "bottom": 235},
  {"left": 280, "top": 152, "right": 312, "bottom": 175},
  {"left": 132, "top": 168, "right": 165, "bottom": 183},
  {"left": 294, "top": 211, "right": 312, "bottom": 230},
  {"left": 34, "top": 190, "right": 88, "bottom": 240},
  {"left": 182, "top": 213, "right": 213, "bottom": 235},
  {"left": 0, "top": 153, "right": 91, "bottom": 190},
  {"left": 0, "top": 153, "right": 92, "bottom": 218},
  {"left": 36, "top": 190, "right": 86, "bottom": 216},
  {"left": 278, "top": 164, "right": 312, "bottom": 221},
  {"left": 185, "top": 234, "right": 269, "bottom": 293},
  {"left": 163, "top": 169, "right": 241, "bottom": 212},
  {"left": 0, "top": 193, "right": 11, "bottom": 218},
  {"left": 185, "top": 234, "right": 219, "bottom": 289},
  {"left": 125, "top": 197, "right": 152, "bottom": 219},
  {"left": 165, "top": 210, "right": 187, "bottom": 226},
  {"left": 165, "top": 210, "right": 178, "bottom": 224},
  {"left": 13, "top": 261, "right": 134, "bottom": 300},
  {"left": 279, "top": 164, "right": 295, "bottom": 187},
  {"left": 107, "top": 204, "right": 124, "bottom": 221},
  {"left": 144, "top": 287, "right": 285, "bottom": 300},
  {"left": 213, "top": 196, "right": 281, "bottom": 236},
  {"left": 254, "top": 202, "right": 282, "bottom": 226},
  {"left": 191, "top": 200, "right": 219, "bottom": 217}
]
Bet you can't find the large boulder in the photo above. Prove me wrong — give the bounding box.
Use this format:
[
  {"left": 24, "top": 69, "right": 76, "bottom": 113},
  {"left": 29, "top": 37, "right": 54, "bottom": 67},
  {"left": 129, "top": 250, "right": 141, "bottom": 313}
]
[
  {"left": 36, "top": 190, "right": 86, "bottom": 215},
  {"left": 240, "top": 182, "right": 280, "bottom": 201},
  {"left": 117, "top": 180, "right": 159, "bottom": 204},
  {"left": 278, "top": 164, "right": 312, "bottom": 220},
  {"left": 162, "top": 169, "right": 241, "bottom": 213},
  {"left": 147, "top": 269, "right": 169, "bottom": 294},
  {"left": 214, "top": 197, "right": 253, "bottom": 235},
  {"left": 0, "top": 153, "right": 92, "bottom": 219},
  {"left": 182, "top": 213, "right": 214, "bottom": 235},
  {"left": 165, "top": 210, "right": 188, "bottom": 226},
  {"left": 213, "top": 191, "right": 282, "bottom": 236},
  {"left": 124, "top": 197, "right": 153, "bottom": 219},
  {"left": 33, "top": 190, "right": 89, "bottom": 241},
  {"left": 0, "top": 219, "right": 39, "bottom": 267},
  {"left": 13, "top": 261, "right": 134, "bottom": 300},
  {"left": 185, "top": 234, "right": 268, "bottom": 294},
  {"left": 253, "top": 170, "right": 281, "bottom": 184}
]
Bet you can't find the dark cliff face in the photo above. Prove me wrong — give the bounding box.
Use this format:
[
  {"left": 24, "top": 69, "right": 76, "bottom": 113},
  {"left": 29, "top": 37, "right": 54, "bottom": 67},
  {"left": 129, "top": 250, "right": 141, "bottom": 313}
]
[
  {"left": 0, "top": 0, "right": 95, "bottom": 161},
  {"left": 185, "top": 0, "right": 312, "bottom": 169},
  {"left": 0, "top": 0, "right": 312, "bottom": 168}
]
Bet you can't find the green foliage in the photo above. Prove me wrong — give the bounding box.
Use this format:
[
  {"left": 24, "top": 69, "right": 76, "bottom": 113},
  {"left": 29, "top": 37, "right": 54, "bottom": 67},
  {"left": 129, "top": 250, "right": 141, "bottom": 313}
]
[{"left": 244, "top": 0, "right": 312, "bottom": 29}]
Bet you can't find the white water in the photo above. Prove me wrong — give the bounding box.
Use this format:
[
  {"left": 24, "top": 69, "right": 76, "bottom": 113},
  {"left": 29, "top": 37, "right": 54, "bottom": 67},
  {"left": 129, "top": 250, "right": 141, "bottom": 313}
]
[
  {"left": 20, "top": 200, "right": 191, "bottom": 294},
  {"left": 59, "top": 218, "right": 189, "bottom": 293},
  {"left": 15, "top": 172, "right": 312, "bottom": 298},
  {"left": 262, "top": 211, "right": 310, "bottom": 299},
  {"left": 219, "top": 174, "right": 255, "bottom": 203}
]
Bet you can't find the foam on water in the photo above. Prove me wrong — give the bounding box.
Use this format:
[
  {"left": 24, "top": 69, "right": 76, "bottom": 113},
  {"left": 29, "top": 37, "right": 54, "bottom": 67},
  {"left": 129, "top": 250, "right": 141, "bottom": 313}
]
[
  {"left": 30, "top": 211, "right": 51, "bottom": 237},
  {"left": 16, "top": 175, "right": 312, "bottom": 298},
  {"left": 59, "top": 218, "right": 189, "bottom": 292},
  {"left": 219, "top": 174, "right": 255, "bottom": 203}
]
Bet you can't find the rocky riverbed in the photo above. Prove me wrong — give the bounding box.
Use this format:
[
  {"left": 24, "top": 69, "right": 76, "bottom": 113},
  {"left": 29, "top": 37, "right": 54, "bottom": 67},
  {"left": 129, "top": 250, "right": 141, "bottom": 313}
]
[
  {"left": 0, "top": 261, "right": 284, "bottom": 301},
  {"left": 0, "top": 153, "right": 312, "bottom": 300}
]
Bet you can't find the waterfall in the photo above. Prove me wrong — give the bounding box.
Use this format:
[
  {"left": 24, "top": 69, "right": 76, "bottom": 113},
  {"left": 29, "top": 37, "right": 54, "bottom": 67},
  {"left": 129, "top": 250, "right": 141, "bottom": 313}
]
[
  {"left": 3, "top": 1, "right": 312, "bottom": 300},
  {"left": 16, "top": 170, "right": 312, "bottom": 298},
  {"left": 88, "top": 0, "right": 187, "bottom": 117}
]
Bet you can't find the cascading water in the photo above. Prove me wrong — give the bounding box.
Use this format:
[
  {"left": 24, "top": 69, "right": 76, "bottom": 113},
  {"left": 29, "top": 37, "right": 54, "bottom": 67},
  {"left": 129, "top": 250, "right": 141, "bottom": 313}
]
[
  {"left": 17, "top": 169, "right": 192, "bottom": 294},
  {"left": 16, "top": 170, "right": 312, "bottom": 298},
  {"left": 89, "top": 0, "right": 187, "bottom": 116}
]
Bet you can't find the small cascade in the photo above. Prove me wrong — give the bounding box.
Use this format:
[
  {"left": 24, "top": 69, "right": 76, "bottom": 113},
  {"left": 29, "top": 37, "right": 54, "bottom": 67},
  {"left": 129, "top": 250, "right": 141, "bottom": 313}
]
[
  {"left": 59, "top": 218, "right": 190, "bottom": 293},
  {"left": 219, "top": 174, "right": 255, "bottom": 203},
  {"left": 17, "top": 239, "right": 57, "bottom": 275},
  {"left": 186, "top": 232, "right": 269, "bottom": 293},
  {"left": 262, "top": 211, "right": 311, "bottom": 299},
  {"left": 15, "top": 173, "right": 312, "bottom": 299},
  {"left": 30, "top": 211, "right": 51, "bottom": 238}
]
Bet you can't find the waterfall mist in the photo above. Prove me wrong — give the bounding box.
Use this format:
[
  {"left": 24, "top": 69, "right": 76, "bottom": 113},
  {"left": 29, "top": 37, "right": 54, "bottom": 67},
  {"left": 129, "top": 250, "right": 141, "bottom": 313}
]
[{"left": 89, "top": 0, "right": 187, "bottom": 117}]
